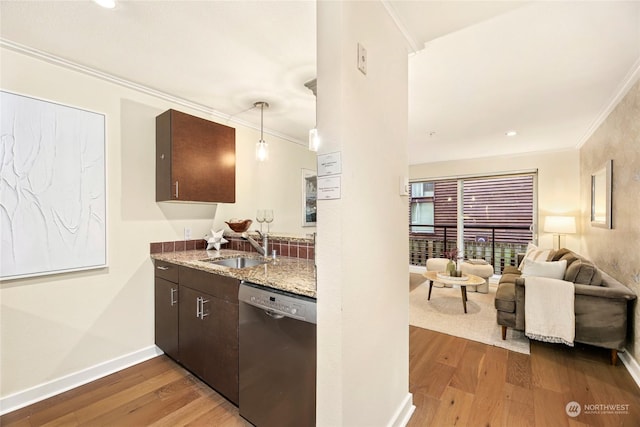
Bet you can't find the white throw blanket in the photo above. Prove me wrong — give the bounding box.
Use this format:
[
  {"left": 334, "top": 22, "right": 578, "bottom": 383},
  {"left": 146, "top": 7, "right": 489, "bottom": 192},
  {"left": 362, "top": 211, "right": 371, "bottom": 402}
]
[{"left": 524, "top": 276, "right": 575, "bottom": 346}]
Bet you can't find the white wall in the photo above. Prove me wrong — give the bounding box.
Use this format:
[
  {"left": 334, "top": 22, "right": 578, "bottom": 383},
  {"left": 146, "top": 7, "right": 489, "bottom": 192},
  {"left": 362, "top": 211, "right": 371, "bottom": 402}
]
[
  {"left": 0, "top": 47, "right": 316, "bottom": 404},
  {"left": 409, "top": 149, "right": 582, "bottom": 252},
  {"left": 316, "top": 2, "right": 412, "bottom": 426}
]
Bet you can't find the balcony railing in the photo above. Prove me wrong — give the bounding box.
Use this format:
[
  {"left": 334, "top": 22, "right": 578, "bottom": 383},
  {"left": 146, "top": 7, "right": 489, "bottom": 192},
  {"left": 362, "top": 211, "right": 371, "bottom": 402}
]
[{"left": 409, "top": 224, "right": 531, "bottom": 275}]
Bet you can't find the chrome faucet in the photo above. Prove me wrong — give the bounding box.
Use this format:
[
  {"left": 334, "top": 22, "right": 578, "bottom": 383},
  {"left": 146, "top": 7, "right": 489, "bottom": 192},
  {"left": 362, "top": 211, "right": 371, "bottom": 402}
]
[{"left": 241, "top": 231, "right": 268, "bottom": 257}]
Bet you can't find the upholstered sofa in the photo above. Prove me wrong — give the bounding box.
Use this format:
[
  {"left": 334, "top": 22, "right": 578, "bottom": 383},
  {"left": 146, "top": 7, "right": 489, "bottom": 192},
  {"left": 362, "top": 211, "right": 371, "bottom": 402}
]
[{"left": 495, "top": 248, "right": 636, "bottom": 364}]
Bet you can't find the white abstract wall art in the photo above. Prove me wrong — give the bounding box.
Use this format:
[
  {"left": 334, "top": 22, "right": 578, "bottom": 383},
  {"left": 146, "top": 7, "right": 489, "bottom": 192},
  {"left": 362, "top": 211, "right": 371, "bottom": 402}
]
[{"left": 1, "top": 91, "right": 107, "bottom": 280}]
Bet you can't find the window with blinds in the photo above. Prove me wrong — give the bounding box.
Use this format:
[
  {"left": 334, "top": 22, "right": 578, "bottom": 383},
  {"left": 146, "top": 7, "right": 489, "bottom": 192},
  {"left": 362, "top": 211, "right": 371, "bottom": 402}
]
[{"left": 409, "top": 173, "right": 535, "bottom": 272}]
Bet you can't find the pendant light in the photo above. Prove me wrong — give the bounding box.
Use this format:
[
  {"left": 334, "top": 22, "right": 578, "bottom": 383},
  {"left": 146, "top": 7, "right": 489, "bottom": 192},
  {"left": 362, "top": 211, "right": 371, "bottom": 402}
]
[
  {"left": 308, "top": 128, "right": 320, "bottom": 152},
  {"left": 304, "top": 78, "right": 319, "bottom": 152},
  {"left": 254, "top": 101, "right": 269, "bottom": 162}
]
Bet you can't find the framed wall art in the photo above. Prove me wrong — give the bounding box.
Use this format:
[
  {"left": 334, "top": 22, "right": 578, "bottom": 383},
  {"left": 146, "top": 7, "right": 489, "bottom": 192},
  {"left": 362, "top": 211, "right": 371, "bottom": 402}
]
[
  {"left": 302, "top": 168, "right": 317, "bottom": 227},
  {"left": 0, "top": 91, "right": 107, "bottom": 280},
  {"left": 590, "top": 159, "right": 612, "bottom": 229}
]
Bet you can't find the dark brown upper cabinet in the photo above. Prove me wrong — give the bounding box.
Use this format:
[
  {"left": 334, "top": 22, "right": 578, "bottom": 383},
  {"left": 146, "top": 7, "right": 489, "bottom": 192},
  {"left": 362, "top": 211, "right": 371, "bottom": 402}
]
[{"left": 156, "top": 109, "right": 236, "bottom": 203}]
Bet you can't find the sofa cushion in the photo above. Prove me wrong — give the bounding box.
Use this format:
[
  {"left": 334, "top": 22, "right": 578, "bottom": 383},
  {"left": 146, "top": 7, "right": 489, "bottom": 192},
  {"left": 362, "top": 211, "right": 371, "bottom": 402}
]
[
  {"left": 499, "top": 266, "right": 522, "bottom": 285},
  {"left": 552, "top": 248, "right": 582, "bottom": 269},
  {"left": 551, "top": 247, "right": 572, "bottom": 261},
  {"left": 495, "top": 282, "right": 516, "bottom": 312},
  {"left": 552, "top": 248, "right": 603, "bottom": 286},
  {"left": 521, "top": 258, "right": 567, "bottom": 280},
  {"left": 564, "top": 258, "right": 603, "bottom": 286}
]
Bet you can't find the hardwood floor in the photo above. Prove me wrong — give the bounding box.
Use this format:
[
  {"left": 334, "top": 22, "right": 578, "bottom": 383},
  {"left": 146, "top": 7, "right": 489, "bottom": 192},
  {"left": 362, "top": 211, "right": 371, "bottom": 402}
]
[
  {"left": 408, "top": 327, "right": 640, "bottom": 427},
  {"left": 0, "top": 357, "right": 250, "bottom": 427},
  {"left": 2, "top": 328, "right": 639, "bottom": 426}
]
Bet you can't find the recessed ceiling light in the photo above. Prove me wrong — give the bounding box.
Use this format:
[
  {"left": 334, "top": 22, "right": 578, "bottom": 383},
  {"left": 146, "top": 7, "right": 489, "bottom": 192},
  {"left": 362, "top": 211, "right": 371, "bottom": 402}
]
[
  {"left": 505, "top": 130, "right": 518, "bottom": 137},
  {"left": 93, "top": 0, "right": 116, "bottom": 9}
]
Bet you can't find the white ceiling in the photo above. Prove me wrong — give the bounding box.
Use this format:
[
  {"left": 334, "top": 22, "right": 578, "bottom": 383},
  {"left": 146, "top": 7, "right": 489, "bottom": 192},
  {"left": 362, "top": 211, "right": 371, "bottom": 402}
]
[{"left": 1, "top": 1, "right": 639, "bottom": 164}]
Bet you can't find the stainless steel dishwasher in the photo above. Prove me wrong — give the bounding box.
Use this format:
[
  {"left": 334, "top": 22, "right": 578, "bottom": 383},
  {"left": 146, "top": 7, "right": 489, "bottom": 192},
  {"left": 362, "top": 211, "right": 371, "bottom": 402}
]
[{"left": 238, "top": 281, "right": 316, "bottom": 427}]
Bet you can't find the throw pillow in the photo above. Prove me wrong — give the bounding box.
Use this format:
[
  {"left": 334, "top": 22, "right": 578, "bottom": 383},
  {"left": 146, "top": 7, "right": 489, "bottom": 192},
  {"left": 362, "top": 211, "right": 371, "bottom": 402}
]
[
  {"left": 521, "top": 259, "right": 567, "bottom": 280},
  {"left": 518, "top": 243, "right": 556, "bottom": 270}
]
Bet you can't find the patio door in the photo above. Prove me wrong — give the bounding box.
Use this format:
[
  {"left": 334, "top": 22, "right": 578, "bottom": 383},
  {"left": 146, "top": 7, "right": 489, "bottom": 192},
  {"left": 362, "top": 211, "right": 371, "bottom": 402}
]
[{"left": 409, "top": 172, "right": 537, "bottom": 274}]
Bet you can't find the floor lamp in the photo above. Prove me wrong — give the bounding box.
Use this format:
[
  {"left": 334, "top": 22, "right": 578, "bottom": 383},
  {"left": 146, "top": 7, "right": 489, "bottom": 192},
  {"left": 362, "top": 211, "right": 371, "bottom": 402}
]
[{"left": 544, "top": 216, "right": 576, "bottom": 249}]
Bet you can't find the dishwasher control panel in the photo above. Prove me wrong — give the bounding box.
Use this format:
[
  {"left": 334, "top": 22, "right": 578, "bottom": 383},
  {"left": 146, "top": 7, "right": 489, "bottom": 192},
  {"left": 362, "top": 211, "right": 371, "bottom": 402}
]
[
  {"left": 239, "top": 281, "right": 317, "bottom": 324},
  {"left": 249, "top": 294, "right": 304, "bottom": 316}
]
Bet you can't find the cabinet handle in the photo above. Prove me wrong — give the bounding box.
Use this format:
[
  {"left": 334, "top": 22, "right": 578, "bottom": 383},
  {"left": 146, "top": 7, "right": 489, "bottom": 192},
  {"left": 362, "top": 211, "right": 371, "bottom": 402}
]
[
  {"left": 170, "top": 288, "right": 177, "bottom": 306},
  {"left": 195, "top": 296, "right": 210, "bottom": 320},
  {"left": 200, "top": 299, "right": 210, "bottom": 319},
  {"left": 175, "top": 180, "right": 179, "bottom": 199},
  {"left": 157, "top": 266, "right": 169, "bottom": 271}
]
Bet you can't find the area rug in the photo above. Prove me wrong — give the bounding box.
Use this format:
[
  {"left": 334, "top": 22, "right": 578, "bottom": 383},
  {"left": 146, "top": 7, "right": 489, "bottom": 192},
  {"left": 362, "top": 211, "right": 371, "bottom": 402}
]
[{"left": 409, "top": 273, "right": 530, "bottom": 355}]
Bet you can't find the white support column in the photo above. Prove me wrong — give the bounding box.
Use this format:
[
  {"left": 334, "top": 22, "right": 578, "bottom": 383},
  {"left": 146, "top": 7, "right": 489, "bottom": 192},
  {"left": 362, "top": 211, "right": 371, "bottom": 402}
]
[
  {"left": 316, "top": 1, "right": 413, "bottom": 426},
  {"left": 457, "top": 180, "right": 465, "bottom": 267}
]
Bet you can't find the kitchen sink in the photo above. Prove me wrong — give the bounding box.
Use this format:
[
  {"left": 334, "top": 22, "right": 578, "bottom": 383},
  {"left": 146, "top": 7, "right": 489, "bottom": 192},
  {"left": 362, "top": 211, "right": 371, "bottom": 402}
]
[{"left": 206, "top": 257, "right": 266, "bottom": 269}]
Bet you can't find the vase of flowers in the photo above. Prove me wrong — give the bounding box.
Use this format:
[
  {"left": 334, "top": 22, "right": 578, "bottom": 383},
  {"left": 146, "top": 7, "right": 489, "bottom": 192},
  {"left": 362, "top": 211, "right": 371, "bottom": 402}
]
[{"left": 444, "top": 248, "right": 458, "bottom": 276}]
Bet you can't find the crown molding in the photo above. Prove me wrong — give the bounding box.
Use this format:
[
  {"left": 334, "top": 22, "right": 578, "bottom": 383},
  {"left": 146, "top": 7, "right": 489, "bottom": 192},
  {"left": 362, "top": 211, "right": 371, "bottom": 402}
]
[
  {"left": 0, "top": 38, "right": 306, "bottom": 147},
  {"left": 380, "top": 0, "right": 420, "bottom": 54},
  {"left": 575, "top": 56, "right": 640, "bottom": 150}
]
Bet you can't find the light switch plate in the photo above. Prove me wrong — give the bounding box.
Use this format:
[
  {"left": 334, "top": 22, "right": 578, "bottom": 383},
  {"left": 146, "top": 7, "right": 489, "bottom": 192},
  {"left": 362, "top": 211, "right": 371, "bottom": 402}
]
[
  {"left": 357, "top": 43, "right": 367, "bottom": 75},
  {"left": 399, "top": 176, "right": 410, "bottom": 196}
]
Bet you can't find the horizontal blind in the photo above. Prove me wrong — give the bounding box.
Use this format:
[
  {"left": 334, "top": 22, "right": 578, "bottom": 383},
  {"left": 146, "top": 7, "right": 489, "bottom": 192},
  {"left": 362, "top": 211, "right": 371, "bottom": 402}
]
[{"left": 412, "top": 175, "right": 533, "bottom": 243}]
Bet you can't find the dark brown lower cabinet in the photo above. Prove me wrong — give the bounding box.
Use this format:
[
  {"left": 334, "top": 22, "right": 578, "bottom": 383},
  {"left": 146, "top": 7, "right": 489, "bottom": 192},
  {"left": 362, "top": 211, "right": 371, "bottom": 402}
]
[
  {"left": 154, "top": 277, "right": 180, "bottom": 361},
  {"left": 165, "top": 266, "right": 240, "bottom": 405},
  {"left": 179, "top": 285, "right": 239, "bottom": 405},
  {"left": 154, "top": 261, "right": 240, "bottom": 405},
  {"left": 154, "top": 260, "right": 180, "bottom": 361}
]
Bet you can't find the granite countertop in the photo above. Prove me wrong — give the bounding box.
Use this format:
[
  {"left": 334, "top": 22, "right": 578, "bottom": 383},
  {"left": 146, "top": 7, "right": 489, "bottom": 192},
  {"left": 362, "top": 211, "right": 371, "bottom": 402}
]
[{"left": 151, "top": 249, "right": 316, "bottom": 298}]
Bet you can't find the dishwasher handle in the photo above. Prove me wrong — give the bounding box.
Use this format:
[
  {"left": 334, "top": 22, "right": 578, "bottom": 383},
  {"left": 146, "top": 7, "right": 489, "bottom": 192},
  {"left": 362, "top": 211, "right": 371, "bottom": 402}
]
[
  {"left": 265, "top": 310, "right": 285, "bottom": 319},
  {"left": 240, "top": 297, "right": 289, "bottom": 318}
]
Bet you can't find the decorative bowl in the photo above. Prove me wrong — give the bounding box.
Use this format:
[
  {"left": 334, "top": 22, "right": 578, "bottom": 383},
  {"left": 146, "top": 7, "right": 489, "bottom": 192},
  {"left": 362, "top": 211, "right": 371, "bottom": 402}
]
[{"left": 225, "top": 219, "right": 252, "bottom": 232}]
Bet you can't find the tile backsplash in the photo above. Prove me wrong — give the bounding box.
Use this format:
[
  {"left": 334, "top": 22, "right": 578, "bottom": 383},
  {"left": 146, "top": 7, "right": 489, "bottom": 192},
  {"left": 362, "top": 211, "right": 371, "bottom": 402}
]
[{"left": 150, "top": 234, "right": 315, "bottom": 261}]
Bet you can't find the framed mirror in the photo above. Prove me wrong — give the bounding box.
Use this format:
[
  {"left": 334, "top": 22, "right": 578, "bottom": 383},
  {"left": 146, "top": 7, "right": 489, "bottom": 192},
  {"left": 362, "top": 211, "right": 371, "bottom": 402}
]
[
  {"left": 591, "top": 159, "right": 612, "bottom": 229},
  {"left": 302, "top": 169, "right": 317, "bottom": 227}
]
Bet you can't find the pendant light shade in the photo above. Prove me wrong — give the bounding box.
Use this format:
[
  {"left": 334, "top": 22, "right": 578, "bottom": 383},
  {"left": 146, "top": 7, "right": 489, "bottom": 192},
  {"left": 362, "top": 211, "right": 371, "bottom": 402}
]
[
  {"left": 304, "top": 78, "right": 319, "bottom": 152},
  {"left": 254, "top": 101, "right": 269, "bottom": 162},
  {"left": 308, "top": 128, "right": 320, "bottom": 152}
]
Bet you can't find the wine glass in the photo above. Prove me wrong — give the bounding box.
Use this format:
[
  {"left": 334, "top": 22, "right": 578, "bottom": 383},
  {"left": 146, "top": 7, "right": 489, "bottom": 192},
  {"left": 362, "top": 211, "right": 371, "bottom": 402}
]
[
  {"left": 264, "top": 209, "right": 274, "bottom": 233},
  {"left": 256, "top": 210, "right": 265, "bottom": 233}
]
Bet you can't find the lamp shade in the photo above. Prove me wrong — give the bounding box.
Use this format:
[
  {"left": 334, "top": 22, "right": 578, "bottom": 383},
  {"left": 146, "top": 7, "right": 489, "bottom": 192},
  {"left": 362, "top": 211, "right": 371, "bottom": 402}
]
[{"left": 544, "top": 216, "right": 576, "bottom": 234}]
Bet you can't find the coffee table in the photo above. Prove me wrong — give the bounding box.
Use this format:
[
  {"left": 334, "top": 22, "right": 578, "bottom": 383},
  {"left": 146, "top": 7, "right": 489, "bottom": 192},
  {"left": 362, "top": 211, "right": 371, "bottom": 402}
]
[{"left": 422, "top": 271, "right": 485, "bottom": 313}]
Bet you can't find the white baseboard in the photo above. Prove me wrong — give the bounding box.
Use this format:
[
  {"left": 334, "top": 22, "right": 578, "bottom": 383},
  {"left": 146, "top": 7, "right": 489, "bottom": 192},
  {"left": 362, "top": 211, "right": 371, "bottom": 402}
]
[
  {"left": 387, "top": 392, "right": 416, "bottom": 427},
  {"left": 0, "top": 345, "right": 164, "bottom": 416},
  {"left": 619, "top": 349, "right": 640, "bottom": 389}
]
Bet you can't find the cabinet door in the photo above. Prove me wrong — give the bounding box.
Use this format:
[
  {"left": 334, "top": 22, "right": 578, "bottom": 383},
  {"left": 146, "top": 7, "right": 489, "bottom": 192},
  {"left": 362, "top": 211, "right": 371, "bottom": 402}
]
[
  {"left": 156, "top": 109, "right": 236, "bottom": 203},
  {"left": 202, "top": 297, "right": 239, "bottom": 405},
  {"left": 179, "top": 285, "right": 239, "bottom": 405},
  {"left": 178, "top": 286, "right": 206, "bottom": 377},
  {"left": 154, "top": 278, "right": 179, "bottom": 361}
]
